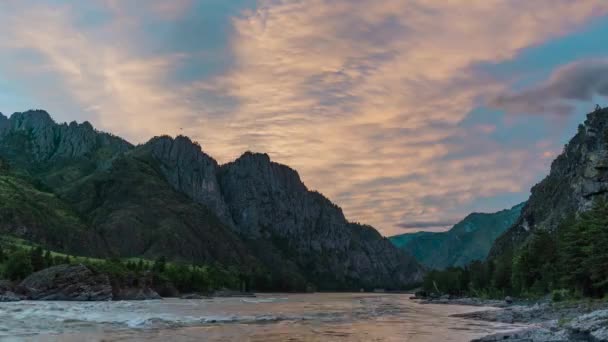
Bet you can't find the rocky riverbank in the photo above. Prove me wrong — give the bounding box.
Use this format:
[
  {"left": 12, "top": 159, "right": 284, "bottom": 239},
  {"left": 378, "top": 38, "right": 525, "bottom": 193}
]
[
  {"left": 0, "top": 263, "right": 257, "bottom": 302},
  {"left": 0, "top": 264, "right": 161, "bottom": 301},
  {"left": 411, "top": 294, "right": 608, "bottom": 341},
  {"left": 462, "top": 302, "right": 608, "bottom": 342}
]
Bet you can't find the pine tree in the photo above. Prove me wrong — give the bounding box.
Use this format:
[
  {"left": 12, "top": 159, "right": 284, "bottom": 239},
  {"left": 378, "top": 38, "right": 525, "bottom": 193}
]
[
  {"left": 44, "top": 250, "right": 53, "bottom": 268},
  {"left": 137, "top": 259, "right": 145, "bottom": 271},
  {"left": 582, "top": 199, "right": 608, "bottom": 296},
  {"left": 152, "top": 256, "right": 166, "bottom": 273},
  {"left": 30, "top": 246, "right": 45, "bottom": 272}
]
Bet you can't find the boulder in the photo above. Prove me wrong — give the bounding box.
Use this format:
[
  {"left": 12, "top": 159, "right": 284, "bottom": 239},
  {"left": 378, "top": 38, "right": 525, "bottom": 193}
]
[
  {"left": 567, "top": 309, "right": 608, "bottom": 341},
  {"left": 505, "top": 296, "right": 513, "bottom": 304},
  {"left": 20, "top": 264, "right": 112, "bottom": 301},
  {"left": 110, "top": 272, "right": 162, "bottom": 300},
  {"left": 114, "top": 287, "right": 161, "bottom": 301}
]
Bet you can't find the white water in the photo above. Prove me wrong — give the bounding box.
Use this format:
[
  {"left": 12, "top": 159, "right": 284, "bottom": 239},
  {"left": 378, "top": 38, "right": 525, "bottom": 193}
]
[{"left": 0, "top": 293, "right": 524, "bottom": 341}]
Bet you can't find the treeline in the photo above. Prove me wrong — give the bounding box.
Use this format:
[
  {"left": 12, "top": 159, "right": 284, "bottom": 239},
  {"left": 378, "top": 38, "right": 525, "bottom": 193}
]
[
  {"left": 0, "top": 245, "right": 253, "bottom": 293},
  {"left": 423, "top": 199, "right": 608, "bottom": 300}
]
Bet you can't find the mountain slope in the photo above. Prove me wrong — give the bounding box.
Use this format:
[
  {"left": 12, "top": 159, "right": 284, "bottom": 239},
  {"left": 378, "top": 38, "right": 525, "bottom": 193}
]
[
  {"left": 0, "top": 159, "right": 104, "bottom": 256},
  {"left": 391, "top": 203, "right": 524, "bottom": 269},
  {"left": 0, "top": 110, "right": 423, "bottom": 290},
  {"left": 490, "top": 107, "right": 608, "bottom": 258}
]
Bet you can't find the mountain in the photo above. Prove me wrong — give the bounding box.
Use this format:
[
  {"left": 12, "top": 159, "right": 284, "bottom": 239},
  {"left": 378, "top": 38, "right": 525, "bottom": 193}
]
[
  {"left": 490, "top": 107, "right": 608, "bottom": 258},
  {"left": 0, "top": 110, "right": 423, "bottom": 291},
  {"left": 390, "top": 203, "right": 524, "bottom": 269}
]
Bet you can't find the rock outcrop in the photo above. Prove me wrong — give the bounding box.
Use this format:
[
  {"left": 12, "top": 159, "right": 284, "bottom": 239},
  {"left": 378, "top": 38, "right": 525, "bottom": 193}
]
[
  {"left": 391, "top": 203, "right": 524, "bottom": 269},
  {"left": 491, "top": 108, "right": 608, "bottom": 256},
  {"left": 20, "top": 264, "right": 113, "bottom": 301},
  {"left": 219, "top": 152, "right": 424, "bottom": 290}
]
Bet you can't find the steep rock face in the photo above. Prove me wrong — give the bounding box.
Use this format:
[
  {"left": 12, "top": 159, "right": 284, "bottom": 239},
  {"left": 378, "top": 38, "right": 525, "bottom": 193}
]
[
  {"left": 143, "top": 136, "right": 233, "bottom": 226},
  {"left": 219, "top": 152, "right": 423, "bottom": 290},
  {"left": 59, "top": 151, "right": 256, "bottom": 266},
  {"left": 391, "top": 203, "right": 524, "bottom": 269},
  {"left": 491, "top": 108, "right": 608, "bottom": 256}
]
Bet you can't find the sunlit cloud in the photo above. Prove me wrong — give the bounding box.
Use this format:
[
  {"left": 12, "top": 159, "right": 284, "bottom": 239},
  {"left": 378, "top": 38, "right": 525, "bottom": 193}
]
[{"left": 0, "top": 1, "right": 607, "bottom": 236}]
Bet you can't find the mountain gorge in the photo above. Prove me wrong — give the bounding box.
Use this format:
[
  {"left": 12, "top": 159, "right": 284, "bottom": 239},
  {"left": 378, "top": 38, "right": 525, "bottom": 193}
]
[
  {"left": 423, "top": 107, "right": 608, "bottom": 301},
  {"left": 390, "top": 203, "right": 524, "bottom": 270},
  {"left": 0, "top": 110, "right": 423, "bottom": 291}
]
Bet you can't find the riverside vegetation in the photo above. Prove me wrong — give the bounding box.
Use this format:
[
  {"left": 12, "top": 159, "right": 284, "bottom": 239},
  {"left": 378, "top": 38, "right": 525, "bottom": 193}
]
[{"left": 0, "top": 238, "right": 245, "bottom": 296}]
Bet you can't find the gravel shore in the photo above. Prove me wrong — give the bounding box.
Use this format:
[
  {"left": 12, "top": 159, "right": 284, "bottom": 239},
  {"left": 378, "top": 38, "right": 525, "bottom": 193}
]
[{"left": 416, "top": 297, "right": 608, "bottom": 341}]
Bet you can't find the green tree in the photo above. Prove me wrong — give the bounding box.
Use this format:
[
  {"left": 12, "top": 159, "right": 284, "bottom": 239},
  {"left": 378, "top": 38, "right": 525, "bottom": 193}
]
[
  {"left": 558, "top": 200, "right": 608, "bottom": 297},
  {"left": 137, "top": 259, "right": 145, "bottom": 271},
  {"left": 30, "top": 246, "right": 45, "bottom": 272},
  {"left": 491, "top": 250, "right": 513, "bottom": 292},
  {"left": 152, "top": 256, "right": 166, "bottom": 273},
  {"left": 512, "top": 229, "right": 558, "bottom": 295},
  {"left": 44, "top": 250, "right": 53, "bottom": 268},
  {"left": 5, "top": 250, "right": 33, "bottom": 281}
]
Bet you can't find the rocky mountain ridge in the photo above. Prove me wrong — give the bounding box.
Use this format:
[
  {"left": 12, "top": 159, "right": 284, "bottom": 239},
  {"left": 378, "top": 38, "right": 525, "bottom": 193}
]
[{"left": 0, "top": 110, "right": 423, "bottom": 290}]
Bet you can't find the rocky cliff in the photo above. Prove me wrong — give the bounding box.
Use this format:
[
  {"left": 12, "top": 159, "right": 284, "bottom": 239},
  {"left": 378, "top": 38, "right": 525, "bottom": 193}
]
[
  {"left": 143, "top": 135, "right": 233, "bottom": 226},
  {"left": 0, "top": 110, "right": 423, "bottom": 290},
  {"left": 219, "top": 152, "right": 424, "bottom": 289},
  {"left": 391, "top": 203, "right": 524, "bottom": 269},
  {"left": 491, "top": 107, "right": 608, "bottom": 256}
]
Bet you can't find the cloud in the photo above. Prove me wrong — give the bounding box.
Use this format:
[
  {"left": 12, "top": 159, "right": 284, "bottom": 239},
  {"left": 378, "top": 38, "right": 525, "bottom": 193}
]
[
  {"left": 492, "top": 59, "right": 608, "bottom": 116},
  {"left": 0, "top": 1, "right": 607, "bottom": 236},
  {"left": 201, "top": 0, "right": 608, "bottom": 235}
]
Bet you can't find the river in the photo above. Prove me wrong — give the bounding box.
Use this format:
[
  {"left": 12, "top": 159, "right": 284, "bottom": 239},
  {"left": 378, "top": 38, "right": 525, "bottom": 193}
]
[{"left": 0, "top": 293, "right": 525, "bottom": 341}]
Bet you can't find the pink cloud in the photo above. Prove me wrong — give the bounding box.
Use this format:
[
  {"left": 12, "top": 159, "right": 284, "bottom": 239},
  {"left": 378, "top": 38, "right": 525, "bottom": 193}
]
[{"left": 1, "top": 1, "right": 607, "bottom": 236}]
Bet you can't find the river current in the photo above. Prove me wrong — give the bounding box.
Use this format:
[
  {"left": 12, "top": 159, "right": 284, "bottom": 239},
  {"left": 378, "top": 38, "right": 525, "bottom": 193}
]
[{"left": 0, "top": 293, "right": 524, "bottom": 341}]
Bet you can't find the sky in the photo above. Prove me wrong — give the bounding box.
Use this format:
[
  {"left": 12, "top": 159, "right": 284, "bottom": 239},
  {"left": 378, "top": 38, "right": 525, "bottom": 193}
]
[{"left": 1, "top": 1, "right": 608, "bottom": 236}]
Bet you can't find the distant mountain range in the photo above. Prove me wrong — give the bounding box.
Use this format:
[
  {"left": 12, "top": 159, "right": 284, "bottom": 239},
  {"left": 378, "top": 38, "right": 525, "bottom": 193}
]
[
  {"left": 390, "top": 203, "right": 524, "bottom": 270},
  {"left": 0, "top": 110, "right": 423, "bottom": 291}
]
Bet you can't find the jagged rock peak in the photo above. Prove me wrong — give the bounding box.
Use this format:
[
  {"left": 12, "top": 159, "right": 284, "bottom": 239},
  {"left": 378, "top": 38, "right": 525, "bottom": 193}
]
[
  {"left": 226, "top": 151, "right": 308, "bottom": 193},
  {"left": 9, "top": 110, "right": 55, "bottom": 131},
  {"left": 237, "top": 151, "right": 272, "bottom": 163},
  {"left": 144, "top": 134, "right": 232, "bottom": 226},
  {"left": 146, "top": 135, "right": 218, "bottom": 166},
  {"left": 0, "top": 109, "right": 131, "bottom": 162}
]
